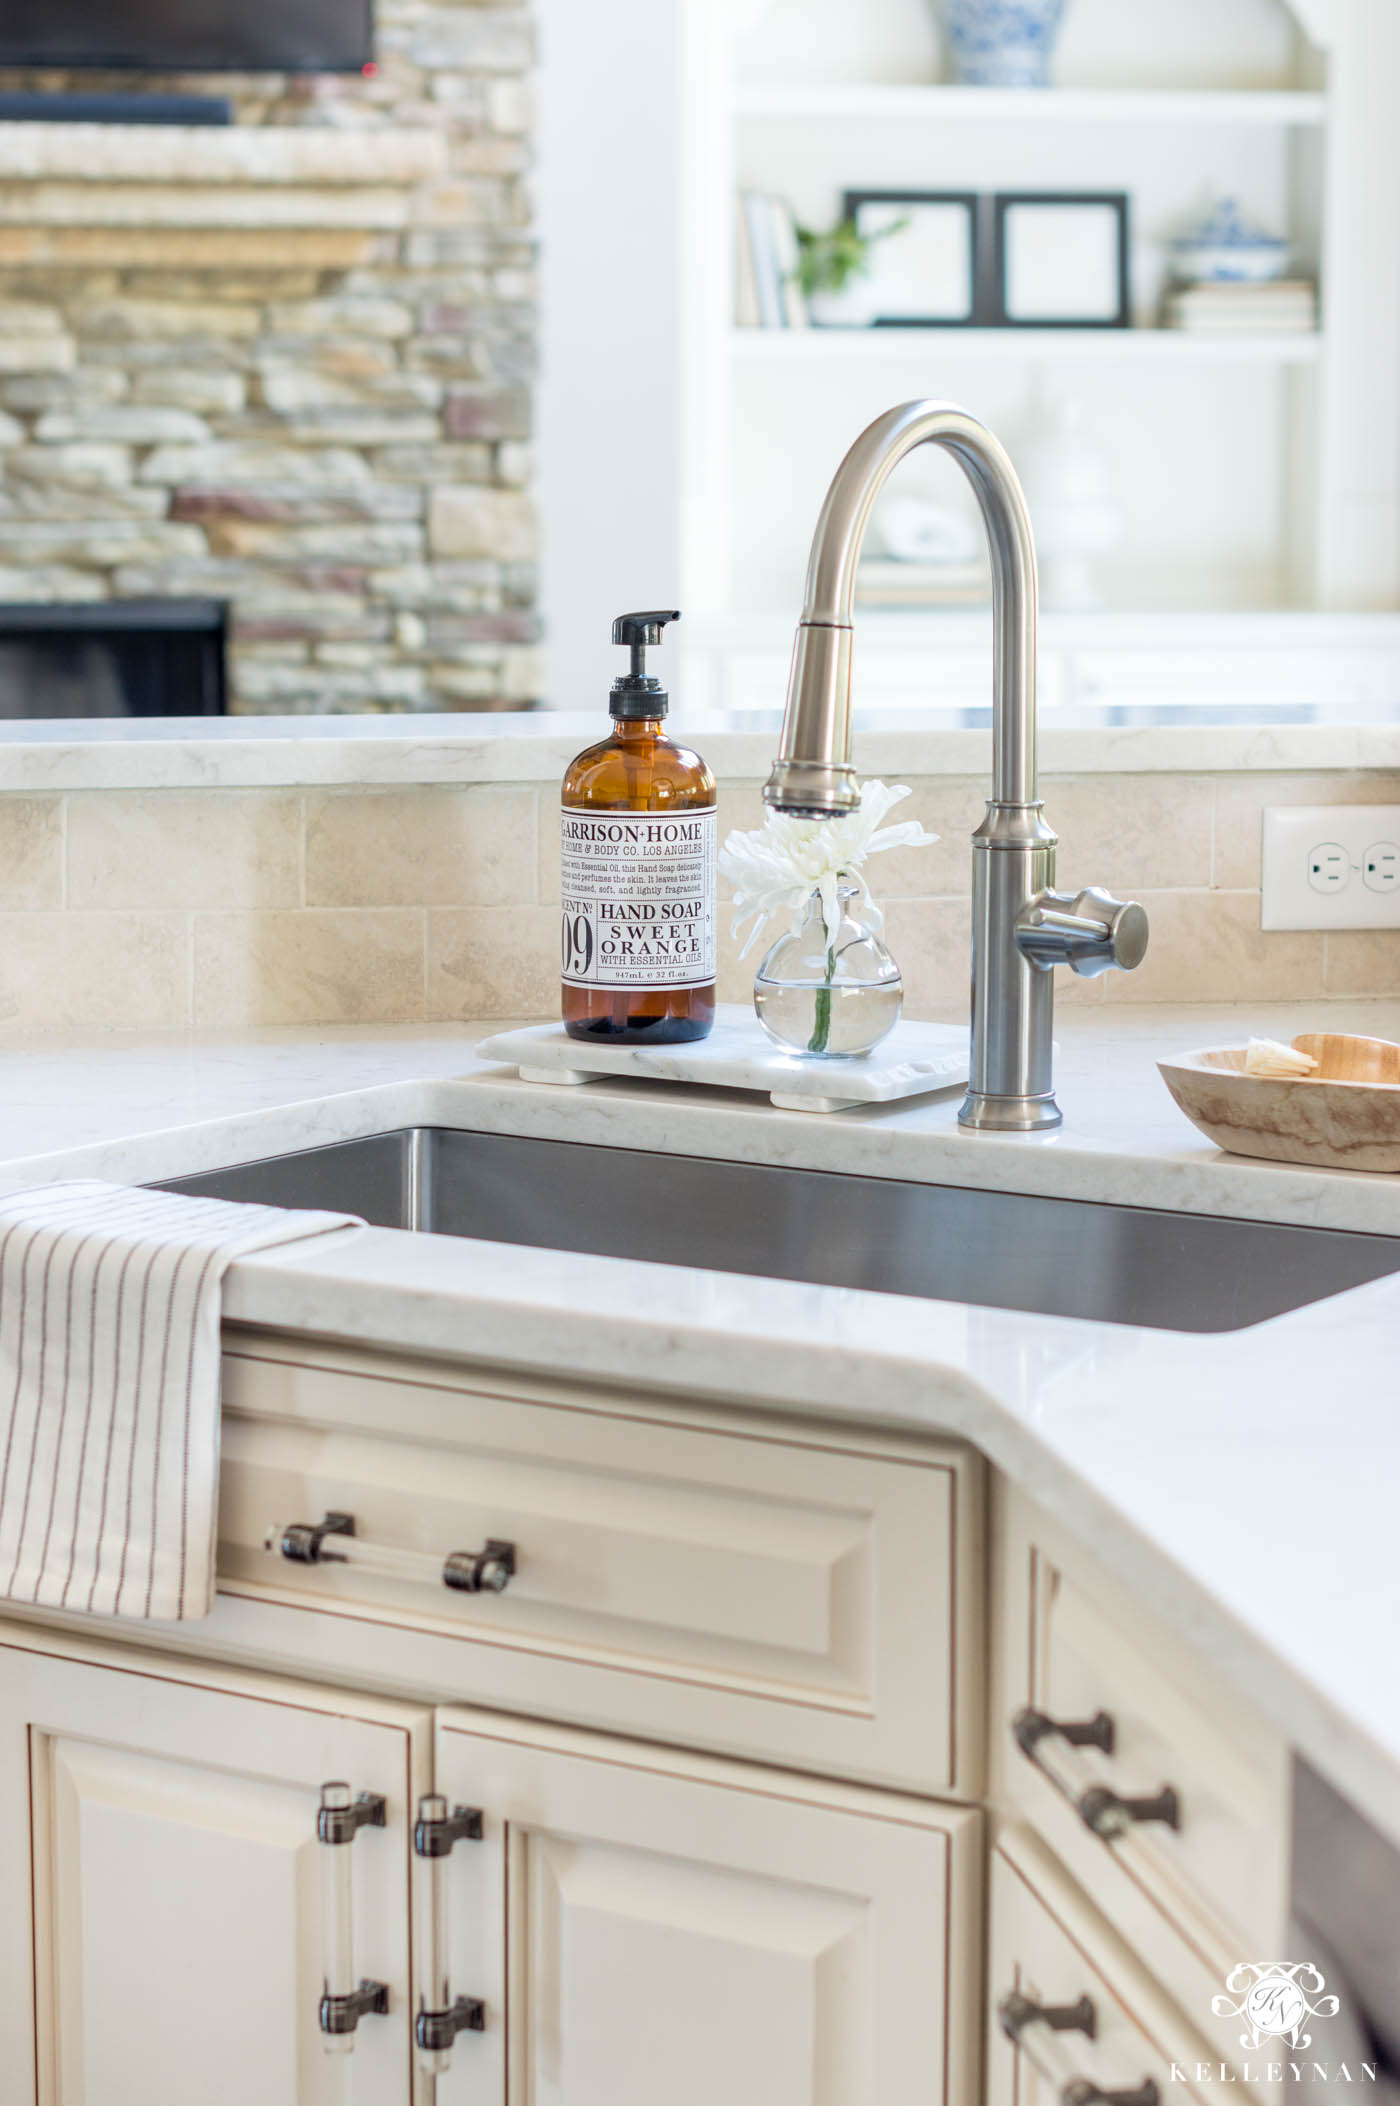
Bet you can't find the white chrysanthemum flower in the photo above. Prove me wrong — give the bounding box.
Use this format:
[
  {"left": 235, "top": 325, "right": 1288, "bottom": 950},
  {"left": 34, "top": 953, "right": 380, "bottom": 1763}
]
[{"left": 720, "top": 781, "right": 938, "bottom": 957}]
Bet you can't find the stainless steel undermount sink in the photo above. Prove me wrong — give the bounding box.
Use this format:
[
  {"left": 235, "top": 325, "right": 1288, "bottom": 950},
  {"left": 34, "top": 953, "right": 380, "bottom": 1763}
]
[{"left": 158, "top": 1128, "right": 1400, "bottom": 1337}]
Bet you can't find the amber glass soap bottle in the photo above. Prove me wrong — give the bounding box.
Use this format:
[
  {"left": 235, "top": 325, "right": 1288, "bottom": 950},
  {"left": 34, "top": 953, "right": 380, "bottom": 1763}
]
[{"left": 561, "top": 610, "right": 716, "bottom": 1044}]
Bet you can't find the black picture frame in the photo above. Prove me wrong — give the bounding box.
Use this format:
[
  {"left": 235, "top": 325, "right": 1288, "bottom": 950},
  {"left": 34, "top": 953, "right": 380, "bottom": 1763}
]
[
  {"left": 991, "top": 192, "right": 1130, "bottom": 330},
  {"left": 842, "top": 189, "right": 984, "bottom": 328}
]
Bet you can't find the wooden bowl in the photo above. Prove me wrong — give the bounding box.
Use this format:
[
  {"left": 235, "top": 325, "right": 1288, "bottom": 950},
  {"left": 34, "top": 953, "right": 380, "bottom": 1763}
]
[
  {"left": 1158, "top": 1041, "right": 1400, "bottom": 1173},
  {"left": 1291, "top": 1032, "right": 1400, "bottom": 1084}
]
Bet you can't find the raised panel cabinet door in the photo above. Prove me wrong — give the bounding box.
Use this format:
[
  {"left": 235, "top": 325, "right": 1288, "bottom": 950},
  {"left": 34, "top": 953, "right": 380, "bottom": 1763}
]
[
  {"left": 0, "top": 1629, "right": 430, "bottom": 2106},
  {"left": 431, "top": 1706, "right": 982, "bottom": 2106}
]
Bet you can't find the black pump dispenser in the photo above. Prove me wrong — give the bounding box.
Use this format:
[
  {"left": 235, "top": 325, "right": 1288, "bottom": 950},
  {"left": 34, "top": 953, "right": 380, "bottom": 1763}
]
[{"left": 609, "top": 608, "right": 681, "bottom": 719}]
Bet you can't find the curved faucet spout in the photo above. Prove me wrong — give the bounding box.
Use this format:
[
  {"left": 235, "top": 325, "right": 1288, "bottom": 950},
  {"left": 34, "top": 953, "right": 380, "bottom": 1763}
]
[
  {"left": 765, "top": 400, "right": 1039, "bottom": 817},
  {"left": 763, "top": 398, "right": 1147, "bottom": 1133}
]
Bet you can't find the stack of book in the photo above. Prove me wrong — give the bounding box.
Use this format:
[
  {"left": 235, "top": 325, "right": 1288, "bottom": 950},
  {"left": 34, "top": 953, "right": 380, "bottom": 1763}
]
[
  {"left": 1163, "top": 279, "right": 1317, "bottom": 334},
  {"left": 736, "top": 192, "right": 808, "bottom": 329}
]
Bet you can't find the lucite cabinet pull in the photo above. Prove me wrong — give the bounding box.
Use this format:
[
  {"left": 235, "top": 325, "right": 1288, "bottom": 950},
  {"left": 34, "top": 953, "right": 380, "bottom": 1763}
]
[
  {"left": 1013, "top": 1707, "right": 1181, "bottom": 1839},
  {"left": 414, "top": 1795, "right": 487, "bottom": 2072},
  {"left": 272, "top": 1510, "right": 517, "bottom": 1595},
  {"left": 317, "top": 1783, "right": 388, "bottom": 2051},
  {"left": 999, "top": 1991, "right": 1159, "bottom": 2106}
]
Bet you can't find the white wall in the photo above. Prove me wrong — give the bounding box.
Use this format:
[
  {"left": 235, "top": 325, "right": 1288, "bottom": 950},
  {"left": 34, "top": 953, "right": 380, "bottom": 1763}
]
[
  {"left": 536, "top": 0, "right": 688, "bottom": 709},
  {"left": 1315, "top": 0, "right": 1400, "bottom": 606}
]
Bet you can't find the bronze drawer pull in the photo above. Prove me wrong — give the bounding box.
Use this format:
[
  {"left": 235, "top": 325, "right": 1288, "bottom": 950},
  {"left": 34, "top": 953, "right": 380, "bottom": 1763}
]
[
  {"left": 317, "top": 1782, "right": 389, "bottom": 2049},
  {"left": 999, "top": 1990, "right": 1159, "bottom": 2106},
  {"left": 273, "top": 1510, "right": 517, "bottom": 1596},
  {"left": 1015, "top": 1707, "right": 1115, "bottom": 1758},
  {"left": 1013, "top": 1706, "right": 1181, "bottom": 1837},
  {"left": 999, "top": 1990, "right": 1096, "bottom": 2043},
  {"left": 442, "top": 1540, "right": 516, "bottom": 1594},
  {"left": 414, "top": 1794, "right": 487, "bottom": 2069},
  {"left": 1077, "top": 1781, "right": 1181, "bottom": 1839},
  {"left": 1063, "top": 2082, "right": 1159, "bottom": 2106}
]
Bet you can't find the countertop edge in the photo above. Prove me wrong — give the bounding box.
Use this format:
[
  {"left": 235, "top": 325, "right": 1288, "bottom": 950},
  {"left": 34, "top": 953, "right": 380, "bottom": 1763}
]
[{"left": 1, "top": 712, "right": 1399, "bottom": 789}]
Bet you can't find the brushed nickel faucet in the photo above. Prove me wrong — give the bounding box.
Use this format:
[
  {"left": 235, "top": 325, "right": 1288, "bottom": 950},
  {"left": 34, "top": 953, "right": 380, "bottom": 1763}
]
[{"left": 764, "top": 399, "right": 1148, "bottom": 1132}]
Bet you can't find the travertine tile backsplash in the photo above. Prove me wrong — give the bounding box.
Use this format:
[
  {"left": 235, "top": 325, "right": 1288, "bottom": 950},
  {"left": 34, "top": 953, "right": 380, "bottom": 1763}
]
[{"left": 2, "top": 771, "right": 1399, "bottom": 1035}]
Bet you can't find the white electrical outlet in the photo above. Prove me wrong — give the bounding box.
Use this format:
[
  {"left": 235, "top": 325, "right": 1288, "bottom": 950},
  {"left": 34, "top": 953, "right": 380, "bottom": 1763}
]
[
  {"left": 1262, "top": 807, "right": 1400, "bottom": 929},
  {"left": 1307, "top": 842, "right": 1348, "bottom": 894},
  {"left": 1363, "top": 841, "right": 1400, "bottom": 893}
]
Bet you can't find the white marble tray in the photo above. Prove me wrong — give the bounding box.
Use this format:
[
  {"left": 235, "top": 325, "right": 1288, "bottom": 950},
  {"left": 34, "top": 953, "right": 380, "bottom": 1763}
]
[{"left": 475, "top": 1005, "right": 969, "bottom": 1113}]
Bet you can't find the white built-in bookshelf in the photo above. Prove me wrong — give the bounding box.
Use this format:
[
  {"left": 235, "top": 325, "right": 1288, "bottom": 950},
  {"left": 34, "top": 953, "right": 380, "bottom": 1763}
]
[{"left": 538, "top": 0, "right": 1400, "bottom": 710}]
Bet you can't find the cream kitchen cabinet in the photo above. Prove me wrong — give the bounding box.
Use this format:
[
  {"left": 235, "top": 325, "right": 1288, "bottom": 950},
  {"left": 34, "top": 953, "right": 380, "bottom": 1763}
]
[
  {"left": 429, "top": 1707, "right": 983, "bottom": 2106},
  {"left": 0, "top": 1628, "right": 431, "bottom": 2106},
  {"left": 0, "top": 1322, "right": 1304, "bottom": 2106},
  {"left": 0, "top": 1622, "right": 982, "bottom": 2106},
  {"left": 991, "top": 1478, "right": 1292, "bottom": 2093}
]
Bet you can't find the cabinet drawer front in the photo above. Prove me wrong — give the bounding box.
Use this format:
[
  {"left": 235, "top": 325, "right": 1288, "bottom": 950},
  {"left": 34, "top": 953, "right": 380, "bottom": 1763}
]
[
  {"left": 218, "top": 1339, "right": 982, "bottom": 1795},
  {"left": 996, "top": 1488, "right": 1288, "bottom": 2060},
  {"left": 989, "top": 1830, "right": 1220, "bottom": 2106},
  {"left": 1030, "top": 1560, "right": 1282, "bottom": 1946},
  {"left": 434, "top": 1707, "right": 983, "bottom": 2106}
]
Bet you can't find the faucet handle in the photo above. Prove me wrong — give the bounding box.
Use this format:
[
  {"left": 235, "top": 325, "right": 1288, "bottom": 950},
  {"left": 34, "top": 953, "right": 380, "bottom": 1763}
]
[{"left": 1017, "top": 887, "right": 1149, "bottom": 979}]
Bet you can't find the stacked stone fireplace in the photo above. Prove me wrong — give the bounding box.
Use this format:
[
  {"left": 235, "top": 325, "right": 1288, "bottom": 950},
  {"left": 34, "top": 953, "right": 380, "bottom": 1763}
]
[{"left": 0, "top": 0, "right": 538, "bottom": 714}]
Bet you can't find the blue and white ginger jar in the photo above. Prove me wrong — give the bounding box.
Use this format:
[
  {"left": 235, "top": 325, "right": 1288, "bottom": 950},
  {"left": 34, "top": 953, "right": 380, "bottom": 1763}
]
[
  {"left": 1170, "top": 198, "right": 1290, "bottom": 284},
  {"left": 943, "top": 0, "right": 1069, "bottom": 88}
]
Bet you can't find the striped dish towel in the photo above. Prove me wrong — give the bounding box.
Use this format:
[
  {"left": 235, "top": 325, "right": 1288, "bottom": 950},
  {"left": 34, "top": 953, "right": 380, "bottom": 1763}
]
[{"left": 0, "top": 1179, "right": 361, "bottom": 1623}]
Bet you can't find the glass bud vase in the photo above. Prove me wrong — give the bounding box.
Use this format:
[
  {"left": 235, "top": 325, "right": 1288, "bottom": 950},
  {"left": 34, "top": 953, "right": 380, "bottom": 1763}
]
[{"left": 754, "top": 882, "right": 902, "bottom": 1059}]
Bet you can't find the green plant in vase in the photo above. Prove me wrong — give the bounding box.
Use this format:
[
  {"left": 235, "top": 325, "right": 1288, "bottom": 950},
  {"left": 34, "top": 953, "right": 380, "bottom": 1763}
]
[{"left": 793, "top": 212, "right": 908, "bottom": 327}]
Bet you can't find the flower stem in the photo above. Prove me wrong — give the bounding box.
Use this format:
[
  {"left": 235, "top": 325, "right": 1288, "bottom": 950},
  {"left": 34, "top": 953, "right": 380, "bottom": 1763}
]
[{"left": 808, "top": 944, "right": 837, "bottom": 1055}]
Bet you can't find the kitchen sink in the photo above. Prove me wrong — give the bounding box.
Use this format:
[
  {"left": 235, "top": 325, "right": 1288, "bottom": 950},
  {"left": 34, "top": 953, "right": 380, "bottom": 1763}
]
[{"left": 158, "top": 1128, "right": 1400, "bottom": 1336}]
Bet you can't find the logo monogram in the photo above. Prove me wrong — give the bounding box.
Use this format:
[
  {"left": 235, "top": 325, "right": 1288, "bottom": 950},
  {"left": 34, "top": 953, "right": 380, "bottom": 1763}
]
[{"left": 1212, "top": 1962, "right": 1340, "bottom": 2050}]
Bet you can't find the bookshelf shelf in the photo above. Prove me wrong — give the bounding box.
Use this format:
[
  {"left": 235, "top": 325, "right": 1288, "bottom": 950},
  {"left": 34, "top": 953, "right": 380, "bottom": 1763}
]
[
  {"left": 731, "top": 327, "right": 1323, "bottom": 366},
  {"left": 734, "top": 84, "right": 1328, "bottom": 127}
]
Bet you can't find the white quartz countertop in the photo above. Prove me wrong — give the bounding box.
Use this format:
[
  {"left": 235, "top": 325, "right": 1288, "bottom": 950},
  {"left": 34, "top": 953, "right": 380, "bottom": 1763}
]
[{"left": 5, "top": 1000, "right": 1400, "bottom": 1846}]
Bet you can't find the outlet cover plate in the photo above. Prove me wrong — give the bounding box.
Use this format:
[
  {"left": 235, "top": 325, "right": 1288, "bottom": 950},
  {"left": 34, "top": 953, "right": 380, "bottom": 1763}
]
[{"left": 1261, "top": 806, "right": 1400, "bottom": 929}]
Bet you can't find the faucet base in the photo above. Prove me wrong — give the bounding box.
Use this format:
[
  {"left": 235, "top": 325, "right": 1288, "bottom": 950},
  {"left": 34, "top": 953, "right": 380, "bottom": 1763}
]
[{"left": 958, "top": 1089, "right": 1063, "bottom": 1133}]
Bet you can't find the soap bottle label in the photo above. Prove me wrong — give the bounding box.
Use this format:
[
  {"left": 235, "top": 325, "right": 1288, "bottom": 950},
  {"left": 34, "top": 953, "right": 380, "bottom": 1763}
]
[{"left": 560, "top": 805, "right": 717, "bottom": 989}]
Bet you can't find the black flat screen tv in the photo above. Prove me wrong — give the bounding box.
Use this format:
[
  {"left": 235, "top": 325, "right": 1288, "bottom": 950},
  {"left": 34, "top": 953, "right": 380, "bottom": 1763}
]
[{"left": 0, "top": 0, "right": 373, "bottom": 72}]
